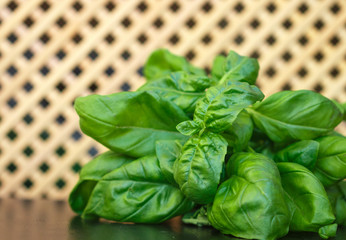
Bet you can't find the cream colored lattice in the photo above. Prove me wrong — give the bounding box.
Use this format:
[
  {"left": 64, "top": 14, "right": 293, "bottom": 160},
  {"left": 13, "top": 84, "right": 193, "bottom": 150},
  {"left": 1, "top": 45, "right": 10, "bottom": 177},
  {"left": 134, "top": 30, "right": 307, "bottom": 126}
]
[{"left": 0, "top": 0, "right": 345, "bottom": 199}]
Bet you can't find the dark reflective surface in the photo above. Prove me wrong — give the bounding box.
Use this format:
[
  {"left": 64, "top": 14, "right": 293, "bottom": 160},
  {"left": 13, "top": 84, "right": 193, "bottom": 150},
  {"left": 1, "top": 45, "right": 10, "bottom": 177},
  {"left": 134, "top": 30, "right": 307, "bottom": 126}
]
[{"left": 0, "top": 199, "right": 345, "bottom": 240}]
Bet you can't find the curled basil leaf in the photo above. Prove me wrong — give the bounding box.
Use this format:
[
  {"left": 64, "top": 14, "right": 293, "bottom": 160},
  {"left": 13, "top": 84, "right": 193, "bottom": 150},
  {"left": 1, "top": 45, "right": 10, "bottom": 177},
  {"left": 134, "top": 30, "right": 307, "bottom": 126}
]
[
  {"left": 173, "top": 132, "right": 228, "bottom": 204},
  {"left": 144, "top": 49, "right": 206, "bottom": 80},
  {"left": 177, "top": 81, "right": 264, "bottom": 135},
  {"left": 222, "top": 110, "right": 254, "bottom": 152},
  {"left": 69, "top": 151, "right": 133, "bottom": 215},
  {"left": 74, "top": 91, "right": 188, "bottom": 158},
  {"left": 325, "top": 181, "right": 346, "bottom": 226},
  {"left": 208, "top": 152, "right": 290, "bottom": 240},
  {"left": 82, "top": 155, "right": 194, "bottom": 223},
  {"left": 274, "top": 140, "right": 319, "bottom": 170},
  {"left": 155, "top": 139, "right": 184, "bottom": 185},
  {"left": 211, "top": 51, "right": 259, "bottom": 85},
  {"left": 182, "top": 206, "right": 211, "bottom": 227},
  {"left": 277, "top": 162, "right": 336, "bottom": 238},
  {"left": 247, "top": 90, "right": 343, "bottom": 143},
  {"left": 313, "top": 136, "right": 346, "bottom": 186},
  {"left": 138, "top": 72, "right": 210, "bottom": 114}
]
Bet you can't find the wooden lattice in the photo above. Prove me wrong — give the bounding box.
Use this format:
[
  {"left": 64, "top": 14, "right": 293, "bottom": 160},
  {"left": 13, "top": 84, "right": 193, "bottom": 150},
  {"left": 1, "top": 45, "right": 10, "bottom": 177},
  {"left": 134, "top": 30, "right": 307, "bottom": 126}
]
[{"left": 0, "top": 0, "right": 345, "bottom": 199}]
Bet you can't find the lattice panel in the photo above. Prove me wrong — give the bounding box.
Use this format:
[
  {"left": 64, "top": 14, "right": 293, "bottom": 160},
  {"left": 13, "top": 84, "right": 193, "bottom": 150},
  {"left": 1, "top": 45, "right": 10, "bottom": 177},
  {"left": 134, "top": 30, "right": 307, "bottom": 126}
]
[{"left": 0, "top": 0, "right": 345, "bottom": 199}]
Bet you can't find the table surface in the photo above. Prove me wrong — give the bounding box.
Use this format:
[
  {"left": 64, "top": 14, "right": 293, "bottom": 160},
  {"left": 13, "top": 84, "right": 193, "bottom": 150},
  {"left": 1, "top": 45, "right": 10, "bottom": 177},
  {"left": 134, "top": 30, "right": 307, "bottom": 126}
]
[{"left": 0, "top": 199, "right": 344, "bottom": 240}]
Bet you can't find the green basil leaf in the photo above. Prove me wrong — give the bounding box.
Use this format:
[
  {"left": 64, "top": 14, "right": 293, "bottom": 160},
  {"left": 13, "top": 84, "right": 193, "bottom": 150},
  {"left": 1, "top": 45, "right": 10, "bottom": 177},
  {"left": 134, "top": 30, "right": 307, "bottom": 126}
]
[
  {"left": 313, "top": 136, "right": 346, "bottom": 186},
  {"left": 74, "top": 91, "right": 189, "bottom": 158},
  {"left": 177, "top": 81, "right": 264, "bottom": 135},
  {"left": 325, "top": 181, "right": 346, "bottom": 226},
  {"left": 318, "top": 224, "right": 338, "bottom": 239},
  {"left": 274, "top": 140, "right": 319, "bottom": 170},
  {"left": 173, "top": 132, "right": 228, "bottom": 204},
  {"left": 144, "top": 49, "right": 206, "bottom": 80},
  {"left": 247, "top": 90, "right": 343, "bottom": 142},
  {"left": 208, "top": 152, "right": 290, "bottom": 240},
  {"left": 155, "top": 139, "right": 184, "bottom": 185},
  {"left": 211, "top": 55, "right": 226, "bottom": 81},
  {"left": 182, "top": 206, "right": 211, "bottom": 227},
  {"left": 138, "top": 72, "right": 210, "bottom": 114},
  {"left": 221, "top": 110, "right": 254, "bottom": 152},
  {"left": 82, "top": 155, "right": 194, "bottom": 223},
  {"left": 343, "top": 102, "right": 346, "bottom": 121},
  {"left": 277, "top": 162, "right": 335, "bottom": 238},
  {"left": 69, "top": 151, "right": 133, "bottom": 215}
]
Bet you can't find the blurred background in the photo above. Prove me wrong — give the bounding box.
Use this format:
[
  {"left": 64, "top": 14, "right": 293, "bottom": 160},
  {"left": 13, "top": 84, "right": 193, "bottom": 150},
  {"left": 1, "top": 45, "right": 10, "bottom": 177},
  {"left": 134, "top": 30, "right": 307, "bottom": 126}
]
[{"left": 0, "top": 0, "right": 345, "bottom": 200}]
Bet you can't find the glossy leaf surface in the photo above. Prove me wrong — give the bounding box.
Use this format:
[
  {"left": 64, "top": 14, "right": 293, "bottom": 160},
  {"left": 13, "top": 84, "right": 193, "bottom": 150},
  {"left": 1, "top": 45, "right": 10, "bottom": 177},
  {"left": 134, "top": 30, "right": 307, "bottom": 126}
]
[
  {"left": 274, "top": 140, "right": 319, "bottom": 170},
  {"left": 83, "top": 155, "right": 194, "bottom": 223},
  {"left": 173, "top": 132, "right": 228, "bottom": 204},
  {"left": 325, "top": 181, "right": 346, "bottom": 226},
  {"left": 277, "top": 162, "right": 335, "bottom": 238},
  {"left": 75, "top": 91, "right": 189, "bottom": 158},
  {"left": 313, "top": 136, "right": 346, "bottom": 186},
  {"left": 208, "top": 152, "right": 290, "bottom": 240},
  {"left": 144, "top": 49, "right": 205, "bottom": 80},
  {"left": 248, "top": 90, "right": 343, "bottom": 142},
  {"left": 69, "top": 151, "right": 133, "bottom": 215}
]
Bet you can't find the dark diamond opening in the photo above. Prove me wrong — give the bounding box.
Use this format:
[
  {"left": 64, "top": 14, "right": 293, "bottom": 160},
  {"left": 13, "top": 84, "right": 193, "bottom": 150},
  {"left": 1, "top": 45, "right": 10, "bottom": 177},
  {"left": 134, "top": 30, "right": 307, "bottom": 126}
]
[
  {"left": 170, "top": 2, "right": 180, "bottom": 12},
  {"left": 153, "top": 17, "right": 163, "bottom": 28},
  {"left": 23, "top": 114, "right": 33, "bottom": 124},
  {"left": 23, "top": 146, "right": 34, "bottom": 157},
  {"left": 282, "top": 83, "right": 292, "bottom": 90},
  {"left": 55, "top": 146, "right": 66, "bottom": 157},
  {"left": 72, "top": 1, "right": 83, "bottom": 12},
  {"left": 56, "top": 17, "right": 67, "bottom": 28},
  {"left": 39, "top": 98, "right": 50, "bottom": 108},
  {"left": 298, "top": 67, "right": 308, "bottom": 78},
  {"left": 7, "top": 98, "right": 17, "bottom": 108},
  {"left": 105, "top": 66, "right": 115, "bottom": 76},
  {"left": 89, "top": 17, "right": 99, "bottom": 28},
  {"left": 39, "top": 130, "right": 50, "bottom": 141},
  {"left": 266, "top": 2, "right": 276, "bottom": 13},
  {"left": 137, "top": 66, "right": 143, "bottom": 76},
  {"left": 169, "top": 34, "right": 180, "bottom": 45},
  {"left": 282, "top": 51, "right": 292, "bottom": 62},
  {"left": 137, "top": 33, "right": 147, "bottom": 44},
  {"left": 40, "top": 33, "right": 50, "bottom": 44},
  {"left": 185, "top": 50, "right": 195, "bottom": 61},
  {"left": 7, "top": 33, "right": 18, "bottom": 44},
  {"left": 282, "top": 19, "right": 292, "bottom": 29},
  {"left": 56, "top": 49, "right": 66, "bottom": 60},
  {"left": 121, "top": 50, "right": 131, "bottom": 60},
  {"left": 23, "top": 49, "right": 34, "bottom": 60},
  {"left": 71, "top": 130, "right": 82, "bottom": 141},
  {"left": 121, "top": 17, "right": 132, "bottom": 28},
  {"left": 314, "top": 19, "right": 324, "bottom": 30},
  {"left": 314, "top": 83, "right": 323, "bottom": 92},
  {"left": 7, "top": 162, "right": 17, "bottom": 173},
  {"left": 40, "top": 1, "right": 50, "bottom": 11},
  {"left": 88, "top": 82, "right": 98, "bottom": 92},
  {"left": 56, "top": 82, "right": 66, "bottom": 92},
  {"left": 137, "top": 1, "right": 148, "bottom": 12},
  {"left": 7, "top": 130, "right": 17, "bottom": 141},
  {"left": 7, "top": 65, "right": 18, "bottom": 76},
  {"left": 329, "top": 67, "right": 339, "bottom": 78},
  {"left": 330, "top": 3, "right": 340, "bottom": 14},
  {"left": 104, "top": 34, "right": 115, "bottom": 44},
  {"left": 88, "top": 50, "right": 99, "bottom": 60},
  {"left": 298, "top": 35, "right": 308, "bottom": 46},
  {"left": 250, "top": 51, "right": 260, "bottom": 59},
  {"left": 23, "top": 179, "right": 33, "bottom": 189},
  {"left": 72, "top": 66, "right": 82, "bottom": 76},
  {"left": 234, "top": 2, "right": 244, "bottom": 13},
  {"left": 218, "top": 18, "right": 228, "bottom": 29},
  {"left": 250, "top": 18, "right": 260, "bottom": 29},
  {"left": 121, "top": 82, "right": 131, "bottom": 91},
  {"left": 266, "top": 67, "right": 276, "bottom": 77},
  {"left": 39, "top": 162, "right": 50, "bottom": 173},
  {"left": 72, "top": 162, "right": 81, "bottom": 173},
  {"left": 186, "top": 18, "right": 196, "bottom": 28},
  {"left": 72, "top": 33, "right": 82, "bottom": 44},
  {"left": 55, "top": 179, "right": 66, "bottom": 189},
  {"left": 202, "top": 34, "right": 212, "bottom": 44},
  {"left": 7, "top": 1, "right": 18, "bottom": 11},
  {"left": 40, "top": 65, "right": 50, "bottom": 76},
  {"left": 202, "top": 2, "right": 213, "bottom": 12},
  {"left": 55, "top": 114, "right": 66, "bottom": 125},
  {"left": 88, "top": 147, "right": 98, "bottom": 157},
  {"left": 105, "top": 1, "right": 115, "bottom": 11},
  {"left": 314, "top": 51, "right": 324, "bottom": 62},
  {"left": 24, "top": 17, "right": 34, "bottom": 28},
  {"left": 330, "top": 35, "right": 340, "bottom": 46},
  {"left": 266, "top": 35, "right": 276, "bottom": 45},
  {"left": 298, "top": 3, "right": 308, "bottom": 14},
  {"left": 234, "top": 34, "right": 244, "bottom": 45}
]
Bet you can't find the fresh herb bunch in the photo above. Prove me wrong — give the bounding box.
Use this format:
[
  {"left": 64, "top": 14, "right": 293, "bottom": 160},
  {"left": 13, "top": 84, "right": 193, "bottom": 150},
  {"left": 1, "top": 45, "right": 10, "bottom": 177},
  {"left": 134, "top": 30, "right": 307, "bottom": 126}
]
[{"left": 69, "top": 49, "right": 346, "bottom": 240}]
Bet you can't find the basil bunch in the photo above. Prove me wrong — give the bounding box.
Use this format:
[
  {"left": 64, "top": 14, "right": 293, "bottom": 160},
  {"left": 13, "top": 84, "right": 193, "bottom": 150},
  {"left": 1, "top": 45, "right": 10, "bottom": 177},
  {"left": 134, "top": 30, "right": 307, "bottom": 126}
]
[{"left": 69, "top": 49, "right": 346, "bottom": 239}]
